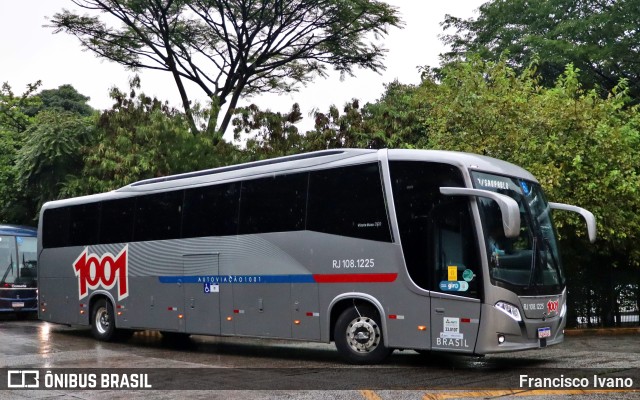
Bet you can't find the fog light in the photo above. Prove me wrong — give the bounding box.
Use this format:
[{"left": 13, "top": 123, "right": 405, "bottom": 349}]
[{"left": 498, "top": 334, "right": 505, "bottom": 344}]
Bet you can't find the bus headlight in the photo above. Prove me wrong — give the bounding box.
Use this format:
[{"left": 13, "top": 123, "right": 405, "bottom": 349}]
[
  {"left": 560, "top": 302, "right": 567, "bottom": 318},
  {"left": 495, "top": 301, "right": 522, "bottom": 322}
]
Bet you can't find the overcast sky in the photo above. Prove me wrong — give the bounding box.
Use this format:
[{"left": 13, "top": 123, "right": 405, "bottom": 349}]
[{"left": 0, "top": 1, "right": 486, "bottom": 138}]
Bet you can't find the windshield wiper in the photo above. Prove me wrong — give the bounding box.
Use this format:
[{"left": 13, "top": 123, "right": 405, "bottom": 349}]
[{"left": 1, "top": 256, "right": 13, "bottom": 285}]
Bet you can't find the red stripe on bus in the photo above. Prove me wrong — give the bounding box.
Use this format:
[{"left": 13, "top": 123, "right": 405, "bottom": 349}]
[{"left": 312, "top": 273, "right": 398, "bottom": 283}]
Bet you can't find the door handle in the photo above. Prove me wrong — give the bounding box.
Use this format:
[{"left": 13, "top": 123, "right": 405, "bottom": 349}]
[{"left": 435, "top": 308, "right": 445, "bottom": 314}]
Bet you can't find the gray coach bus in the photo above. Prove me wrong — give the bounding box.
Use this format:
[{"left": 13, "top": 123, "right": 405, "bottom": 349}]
[{"left": 37, "top": 149, "right": 595, "bottom": 363}]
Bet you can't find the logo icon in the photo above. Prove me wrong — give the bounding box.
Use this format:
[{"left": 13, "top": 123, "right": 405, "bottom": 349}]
[
  {"left": 7, "top": 370, "right": 40, "bottom": 388},
  {"left": 547, "top": 299, "right": 559, "bottom": 314},
  {"left": 73, "top": 246, "right": 129, "bottom": 300}
]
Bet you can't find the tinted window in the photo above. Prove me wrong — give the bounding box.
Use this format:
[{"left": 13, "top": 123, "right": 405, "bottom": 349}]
[
  {"left": 68, "top": 203, "right": 100, "bottom": 246},
  {"left": 134, "top": 191, "right": 183, "bottom": 241},
  {"left": 390, "top": 161, "right": 480, "bottom": 298},
  {"left": 183, "top": 182, "right": 240, "bottom": 238},
  {"left": 43, "top": 207, "right": 70, "bottom": 248},
  {"left": 307, "top": 163, "right": 391, "bottom": 242},
  {"left": 99, "top": 197, "right": 135, "bottom": 244},
  {"left": 239, "top": 173, "right": 307, "bottom": 234}
]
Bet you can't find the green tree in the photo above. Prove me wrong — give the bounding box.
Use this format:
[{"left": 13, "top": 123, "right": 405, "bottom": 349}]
[
  {"left": 51, "top": 0, "right": 402, "bottom": 141},
  {"left": 62, "top": 78, "right": 237, "bottom": 197},
  {"left": 441, "top": 0, "right": 640, "bottom": 99},
  {"left": 356, "top": 80, "right": 429, "bottom": 148},
  {"left": 419, "top": 58, "right": 640, "bottom": 326},
  {"left": 25, "top": 84, "right": 95, "bottom": 116},
  {"left": 306, "top": 100, "right": 367, "bottom": 149},
  {"left": 14, "top": 110, "right": 95, "bottom": 219},
  {"left": 0, "top": 82, "right": 42, "bottom": 224},
  {"left": 0, "top": 82, "right": 42, "bottom": 132},
  {"left": 301, "top": 82, "right": 430, "bottom": 150},
  {"left": 233, "top": 103, "right": 306, "bottom": 159}
]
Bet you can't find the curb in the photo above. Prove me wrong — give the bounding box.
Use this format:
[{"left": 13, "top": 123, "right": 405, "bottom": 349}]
[{"left": 564, "top": 327, "right": 640, "bottom": 336}]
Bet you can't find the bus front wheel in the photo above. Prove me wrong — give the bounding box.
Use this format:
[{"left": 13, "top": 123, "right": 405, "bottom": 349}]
[
  {"left": 334, "top": 305, "right": 391, "bottom": 364},
  {"left": 91, "top": 298, "right": 116, "bottom": 341}
]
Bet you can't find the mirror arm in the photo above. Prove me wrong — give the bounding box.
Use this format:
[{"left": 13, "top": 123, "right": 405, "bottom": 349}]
[
  {"left": 440, "top": 187, "right": 521, "bottom": 238},
  {"left": 549, "top": 202, "right": 597, "bottom": 243}
]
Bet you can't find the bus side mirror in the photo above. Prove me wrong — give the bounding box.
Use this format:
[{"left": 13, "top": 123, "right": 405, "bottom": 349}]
[
  {"left": 439, "top": 187, "right": 521, "bottom": 239},
  {"left": 549, "top": 203, "right": 597, "bottom": 243}
]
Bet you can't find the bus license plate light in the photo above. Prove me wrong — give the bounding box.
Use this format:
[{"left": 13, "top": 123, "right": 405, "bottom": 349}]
[
  {"left": 537, "top": 327, "right": 551, "bottom": 338},
  {"left": 12, "top": 302, "right": 25, "bottom": 308}
]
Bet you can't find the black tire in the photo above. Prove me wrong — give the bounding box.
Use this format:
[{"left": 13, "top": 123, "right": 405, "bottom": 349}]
[
  {"left": 334, "top": 304, "right": 391, "bottom": 364},
  {"left": 91, "top": 298, "right": 116, "bottom": 341}
]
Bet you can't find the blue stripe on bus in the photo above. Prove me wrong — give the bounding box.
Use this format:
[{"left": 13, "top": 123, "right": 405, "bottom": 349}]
[{"left": 158, "top": 274, "right": 316, "bottom": 284}]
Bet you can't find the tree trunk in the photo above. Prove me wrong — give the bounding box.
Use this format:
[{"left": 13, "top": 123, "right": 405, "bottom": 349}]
[{"left": 216, "top": 85, "right": 244, "bottom": 143}]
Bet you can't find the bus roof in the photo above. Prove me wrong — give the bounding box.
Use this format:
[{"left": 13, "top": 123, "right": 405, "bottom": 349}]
[
  {"left": 40, "top": 149, "right": 537, "bottom": 209},
  {"left": 0, "top": 225, "right": 37, "bottom": 237}
]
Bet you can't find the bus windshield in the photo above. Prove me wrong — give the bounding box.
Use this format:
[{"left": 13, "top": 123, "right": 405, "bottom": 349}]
[
  {"left": 0, "top": 235, "right": 38, "bottom": 288},
  {"left": 472, "top": 172, "right": 564, "bottom": 296}
]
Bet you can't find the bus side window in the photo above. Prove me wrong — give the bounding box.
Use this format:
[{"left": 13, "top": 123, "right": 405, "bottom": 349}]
[
  {"left": 43, "top": 207, "right": 70, "bottom": 249},
  {"left": 429, "top": 200, "right": 480, "bottom": 299},
  {"left": 307, "top": 163, "right": 391, "bottom": 242},
  {"left": 239, "top": 173, "right": 307, "bottom": 235},
  {"left": 390, "top": 162, "right": 465, "bottom": 290},
  {"left": 133, "top": 191, "right": 183, "bottom": 242},
  {"left": 390, "top": 161, "right": 481, "bottom": 298},
  {"left": 182, "top": 182, "right": 240, "bottom": 238},
  {"left": 99, "top": 198, "right": 135, "bottom": 244},
  {"left": 69, "top": 203, "right": 100, "bottom": 246}
]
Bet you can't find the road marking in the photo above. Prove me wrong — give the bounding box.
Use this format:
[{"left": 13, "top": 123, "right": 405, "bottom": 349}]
[
  {"left": 422, "top": 389, "right": 639, "bottom": 399},
  {"left": 360, "top": 389, "right": 383, "bottom": 400}
]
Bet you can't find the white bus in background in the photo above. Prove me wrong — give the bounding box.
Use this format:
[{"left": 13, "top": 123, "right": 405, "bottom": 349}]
[{"left": 38, "top": 149, "right": 595, "bottom": 363}]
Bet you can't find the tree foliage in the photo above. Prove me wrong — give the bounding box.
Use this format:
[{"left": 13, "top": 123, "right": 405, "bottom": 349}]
[
  {"left": 51, "top": 0, "right": 402, "bottom": 140},
  {"left": 0, "top": 82, "right": 43, "bottom": 223},
  {"left": 233, "top": 103, "right": 306, "bottom": 159},
  {"left": 62, "top": 77, "right": 235, "bottom": 196},
  {"left": 422, "top": 59, "right": 640, "bottom": 259},
  {"left": 440, "top": 0, "right": 640, "bottom": 99},
  {"left": 26, "top": 84, "right": 95, "bottom": 117},
  {"left": 15, "top": 110, "right": 95, "bottom": 216},
  {"left": 418, "top": 58, "right": 640, "bottom": 326}
]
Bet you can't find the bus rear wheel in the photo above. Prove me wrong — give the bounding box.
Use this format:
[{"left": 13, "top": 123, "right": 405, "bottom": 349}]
[
  {"left": 91, "top": 298, "right": 116, "bottom": 341},
  {"left": 334, "top": 304, "right": 391, "bottom": 364}
]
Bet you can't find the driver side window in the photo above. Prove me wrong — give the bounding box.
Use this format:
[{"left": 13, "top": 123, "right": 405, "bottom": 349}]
[{"left": 390, "top": 162, "right": 481, "bottom": 299}]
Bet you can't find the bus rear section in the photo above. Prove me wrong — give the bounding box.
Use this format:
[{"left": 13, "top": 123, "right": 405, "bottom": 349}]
[{"left": 0, "top": 225, "right": 38, "bottom": 316}]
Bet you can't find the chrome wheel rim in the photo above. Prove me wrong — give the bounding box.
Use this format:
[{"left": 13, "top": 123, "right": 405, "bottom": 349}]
[
  {"left": 95, "top": 307, "right": 110, "bottom": 334},
  {"left": 346, "top": 316, "right": 380, "bottom": 353}
]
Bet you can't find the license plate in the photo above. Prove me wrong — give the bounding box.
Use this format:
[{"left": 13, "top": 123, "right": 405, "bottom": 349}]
[
  {"left": 12, "top": 302, "right": 25, "bottom": 308},
  {"left": 538, "top": 327, "right": 551, "bottom": 338}
]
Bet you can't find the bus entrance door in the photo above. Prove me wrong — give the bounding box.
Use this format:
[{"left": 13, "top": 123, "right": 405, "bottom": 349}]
[
  {"left": 429, "top": 201, "right": 481, "bottom": 353},
  {"left": 183, "top": 253, "right": 221, "bottom": 335}
]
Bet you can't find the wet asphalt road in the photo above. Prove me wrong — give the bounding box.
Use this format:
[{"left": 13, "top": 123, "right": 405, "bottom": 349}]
[{"left": 0, "top": 315, "right": 638, "bottom": 399}]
